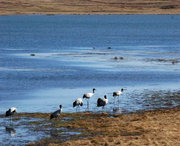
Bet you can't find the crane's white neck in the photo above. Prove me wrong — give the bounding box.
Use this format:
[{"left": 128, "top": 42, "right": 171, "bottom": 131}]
[
  {"left": 60, "top": 108, "right": 62, "bottom": 113},
  {"left": 59, "top": 105, "right": 62, "bottom": 113}
]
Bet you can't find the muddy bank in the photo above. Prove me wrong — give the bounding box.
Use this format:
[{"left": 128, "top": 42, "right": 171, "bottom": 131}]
[
  {"left": 0, "top": 106, "right": 180, "bottom": 145},
  {"left": 41, "top": 106, "right": 180, "bottom": 146},
  {"left": 0, "top": 0, "right": 180, "bottom": 15},
  {"left": 17, "top": 107, "right": 180, "bottom": 145},
  {"left": 0, "top": 90, "right": 180, "bottom": 145}
]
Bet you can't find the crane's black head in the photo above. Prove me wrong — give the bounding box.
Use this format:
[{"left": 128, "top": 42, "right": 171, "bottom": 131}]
[
  {"left": 121, "top": 88, "right": 124, "bottom": 92},
  {"left": 104, "top": 95, "right": 107, "bottom": 99},
  {"left": 59, "top": 105, "right": 62, "bottom": 109},
  {"left": 93, "top": 88, "right": 96, "bottom": 93},
  {"left": 83, "top": 94, "right": 86, "bottom": 98}
]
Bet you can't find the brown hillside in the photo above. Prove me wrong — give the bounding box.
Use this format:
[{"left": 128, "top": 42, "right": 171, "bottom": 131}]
[{"left": 0, "top": 0, "right": 180, "bottom": 15}]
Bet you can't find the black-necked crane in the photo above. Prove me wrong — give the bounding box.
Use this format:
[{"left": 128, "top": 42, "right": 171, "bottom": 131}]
[
  {"left": 5, "top": 107, "right": 17, "bottom": 121},
  {"left": 113, "top": 88, "right": 124, "bottom": 105},
  {"left": 73, "top": 98, "right": 83, "bottom": 112},
  {"left": 50, "top": 105, "right": 62, "bottom": 120},
  {"left": 83, "top": 88, "right": 96, "bottom": 109},
  {"left": 97, "top": 95, "right": 108, "bottom": 110}
]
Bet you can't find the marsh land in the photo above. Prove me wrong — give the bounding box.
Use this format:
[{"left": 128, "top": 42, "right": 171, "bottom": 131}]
[{"left": 1, "top": 106, "right": 179, "bottom": 145}]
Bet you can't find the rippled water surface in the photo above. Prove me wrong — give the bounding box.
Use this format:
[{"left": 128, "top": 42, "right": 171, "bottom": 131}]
[{"left": 0, "top": 15, "right": 180, "bottom": 114}]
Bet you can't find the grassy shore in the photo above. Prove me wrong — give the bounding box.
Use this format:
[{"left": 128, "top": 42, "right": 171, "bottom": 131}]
[
  {"left": 11, "top": 106, "right": 178, "bottom": 145},
  {"left": 0, "top": 0, "right": 180, "bottom": 15}
]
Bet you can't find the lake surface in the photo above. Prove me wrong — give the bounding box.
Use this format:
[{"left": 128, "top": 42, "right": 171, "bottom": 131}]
[{"left": 0, "top": 15, "right": 180, "bottom": 114}]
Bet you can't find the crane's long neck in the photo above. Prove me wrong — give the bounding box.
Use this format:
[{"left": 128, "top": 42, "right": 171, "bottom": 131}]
[
  {"left": 59, "top": 106, "right": 62, "bottom": 113},
  {"left": 60, "top": 108, "right": 62, "bottom": 113}
]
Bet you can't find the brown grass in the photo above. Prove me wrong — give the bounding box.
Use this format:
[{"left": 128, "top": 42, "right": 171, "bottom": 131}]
[
  {"left": 61, "top": 107, "right": 180, "bottom": 146},
  {"left": 0, "top": 0, "right": 180, "bottom": 15},
  {"left": 24, "top": 106, "right": 180, "bottom": 145}
]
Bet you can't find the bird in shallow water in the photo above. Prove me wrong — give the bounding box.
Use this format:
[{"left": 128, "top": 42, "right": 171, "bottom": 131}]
[
  {"left": 97, "top": 95, "right": 108, "bottom": 110},
  {"left": 5, "top": 107, "right": 17, "bottom": 123},
  {"left": 50, "top": 105, "right": 62, "bottom": 120},
  {"left": 5, "top": 107, "right": 17, "bottom": 117},
  {"left": 83, "top": 88, "right": 96, "bottom": 109},
  {"left": 113, "top": 88, "right": 124, "bottom": 105},
  {"left": 73, "top": 98, "right": 83, "bottom": 112}
]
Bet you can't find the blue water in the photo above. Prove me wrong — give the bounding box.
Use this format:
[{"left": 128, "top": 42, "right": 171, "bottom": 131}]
[{"left": 0, "top": 15, "right": 180, "bottom": 114}]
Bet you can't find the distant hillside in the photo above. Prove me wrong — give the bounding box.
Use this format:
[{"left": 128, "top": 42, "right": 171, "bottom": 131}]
[{"left": 0, "top": 0, "right": 179, "bottom": 15}]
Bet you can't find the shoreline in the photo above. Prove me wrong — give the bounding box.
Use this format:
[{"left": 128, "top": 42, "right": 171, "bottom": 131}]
[
  {"left": 1, "top": 106, "right": 179, "bottom": 145},
  {"left": 1, "top": 13, "right": 180, "bottom": 16},
  {"left": 0, "top": 12, "right": 180, "bottom": 16}
]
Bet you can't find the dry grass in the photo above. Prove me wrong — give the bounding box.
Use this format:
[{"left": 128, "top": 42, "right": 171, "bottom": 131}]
[
  {"left": 61, "top": 107, "right": 180, "bottom": 146},
  {"left": 0, "top": 0, "right": 180, "bottom": 15},
  {"left": 23, "top": 106, "right": 180, "bottom": 145}
]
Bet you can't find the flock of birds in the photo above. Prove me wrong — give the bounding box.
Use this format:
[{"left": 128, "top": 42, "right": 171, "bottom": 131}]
[
  {"left": 4, "top": 88, "right": 124, "bottom": 120},
  {"left": 50, "top": 88, "right": 124, "bottom": 119}
]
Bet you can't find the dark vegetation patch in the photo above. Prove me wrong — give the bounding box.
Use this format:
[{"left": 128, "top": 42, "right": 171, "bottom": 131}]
[
  {"left": 30, "top": 53, "right": 35, "bottom": 56},
  {"left": 147, "top": 58, "right": 180, "bottom": 64},
  {"left": 21, "top": 112, "right": 110, "bottom": 145},
  {"left": 160, "top": 5, "right": 177, "bottom": 9},
  {"left": 8, "top": 111, "right": 145, "bottom": 145}
]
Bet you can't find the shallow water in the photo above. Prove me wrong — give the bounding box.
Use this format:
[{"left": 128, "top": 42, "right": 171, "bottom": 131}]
[{"left": 0, "top": 116, "right": 45, "bottom": 145}]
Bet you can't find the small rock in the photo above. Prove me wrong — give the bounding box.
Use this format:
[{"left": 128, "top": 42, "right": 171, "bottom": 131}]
[
  {"left": 114, "top": 56, "right": 118, "bottom": 60},
  {"left": 172, "top": 60, "right": 178, "bottom": 64},
  {"left": 30, "top": 53, "right": 35, "bottom": 56},
  {"left": 119, "top": 56, "right": 124, "bottom": 60},
  {"left": 105, "top": 142, "right": 109, "bottom": 146},
  {"left": 107, "top": 47, "right": 112, "bottom": 49}
]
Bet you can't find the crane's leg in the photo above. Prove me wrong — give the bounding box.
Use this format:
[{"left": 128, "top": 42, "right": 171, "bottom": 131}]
[
  {"left": 77, "top": 105, "right": 80, "bottom": 112},
  {"left": 87, "top": 99, "right": 89, "bottom": 111},
  {"left": 118, "top": 95, "right": 120, "bottom": 109},
  {"left": 10, "top": 116, "right": 13, "bottom": 125},
  {"left": 118, "top": 95, "right": 120, "bottom": 104},
  {"left": 78, "top": 105, "right": 80, "bottom": 112},
  {"left": 102, "top": 106, "right": 104, "bottom": 112},
  {"left": 114, "top": 97, "right": 116, "bottom": 107}
]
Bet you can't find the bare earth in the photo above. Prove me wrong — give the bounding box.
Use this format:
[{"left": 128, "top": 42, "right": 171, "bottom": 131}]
[{"left": 0, "top": 0, "right": 180, "bottom": 15}]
